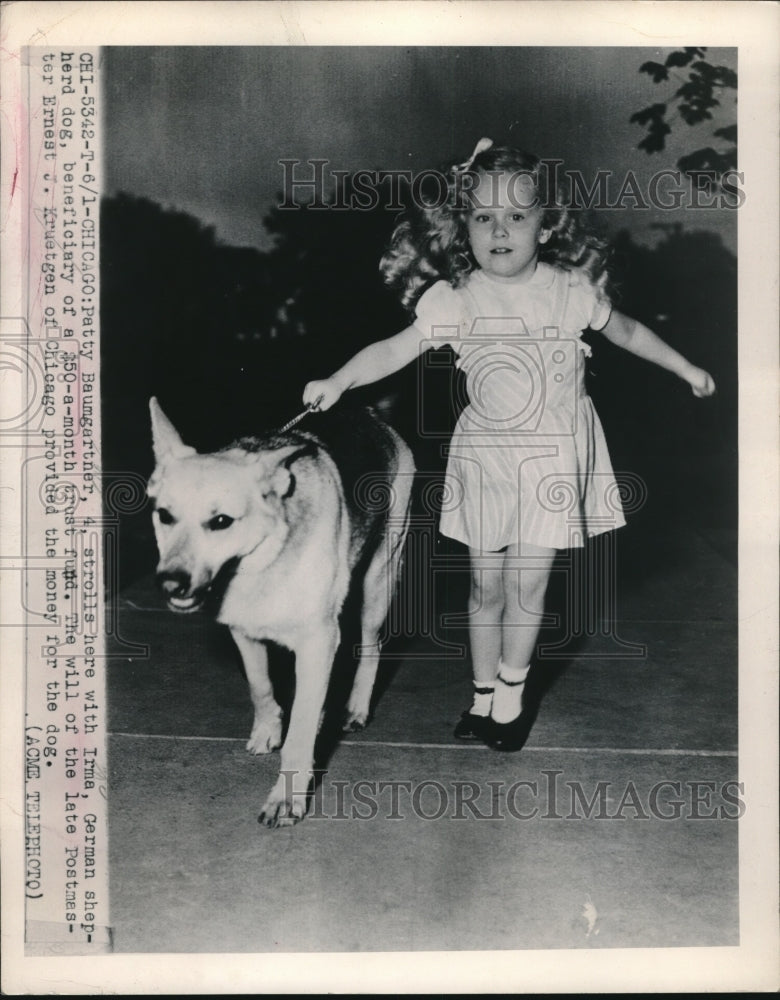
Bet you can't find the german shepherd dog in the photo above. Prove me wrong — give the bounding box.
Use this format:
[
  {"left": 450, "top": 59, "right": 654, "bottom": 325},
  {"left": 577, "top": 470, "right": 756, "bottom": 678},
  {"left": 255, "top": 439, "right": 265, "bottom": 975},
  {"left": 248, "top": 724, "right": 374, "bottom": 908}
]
[{"left": 147, "top": 399, "right": 414, "bottom": 827}]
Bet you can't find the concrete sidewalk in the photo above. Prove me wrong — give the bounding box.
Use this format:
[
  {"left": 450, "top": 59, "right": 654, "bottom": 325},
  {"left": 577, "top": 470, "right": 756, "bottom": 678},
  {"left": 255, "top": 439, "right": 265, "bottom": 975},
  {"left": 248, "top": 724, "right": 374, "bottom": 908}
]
[{"left": 107, "top": 524, "right": 738, "bottom": 953}]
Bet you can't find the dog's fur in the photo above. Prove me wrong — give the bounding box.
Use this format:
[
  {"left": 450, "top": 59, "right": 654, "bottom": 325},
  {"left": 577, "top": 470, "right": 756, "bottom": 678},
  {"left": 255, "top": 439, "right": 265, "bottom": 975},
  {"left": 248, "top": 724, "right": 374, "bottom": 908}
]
[{"left": 147, "top": 399, "right": 414, "bottom": 827}]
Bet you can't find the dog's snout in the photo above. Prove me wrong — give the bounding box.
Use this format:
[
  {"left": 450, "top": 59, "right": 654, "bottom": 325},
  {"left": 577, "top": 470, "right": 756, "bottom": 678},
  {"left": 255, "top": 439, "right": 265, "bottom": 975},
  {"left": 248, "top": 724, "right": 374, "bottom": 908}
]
[{"left": 157, "top": 570, "right": 191, "bottom": 598}]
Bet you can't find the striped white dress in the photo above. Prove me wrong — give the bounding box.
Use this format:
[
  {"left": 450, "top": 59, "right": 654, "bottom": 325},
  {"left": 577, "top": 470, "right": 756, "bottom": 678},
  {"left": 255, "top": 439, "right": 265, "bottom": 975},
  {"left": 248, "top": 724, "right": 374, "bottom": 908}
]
[{"left": 414, "top": 264, "right": 626, "bottom": 552}]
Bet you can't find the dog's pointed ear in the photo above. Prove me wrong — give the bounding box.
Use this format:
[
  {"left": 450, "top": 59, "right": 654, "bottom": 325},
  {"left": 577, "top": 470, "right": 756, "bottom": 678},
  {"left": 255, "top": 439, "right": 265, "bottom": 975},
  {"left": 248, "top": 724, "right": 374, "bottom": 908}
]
[
  {"left": 264, "top": 442, "right": 318, "bottom": 500},
  {"left": 270, "top": 465, "right": 294, "bottom": 500},
  {"left": 150, "top": 397, "right": 196, "bottom": 462}
]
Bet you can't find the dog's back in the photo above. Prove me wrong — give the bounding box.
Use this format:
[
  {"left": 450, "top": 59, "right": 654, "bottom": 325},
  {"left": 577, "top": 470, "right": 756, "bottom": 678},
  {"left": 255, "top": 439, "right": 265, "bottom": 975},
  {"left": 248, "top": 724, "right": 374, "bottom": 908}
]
[{"left": 232, "top": 406, "right": 410, "bottom": 569}]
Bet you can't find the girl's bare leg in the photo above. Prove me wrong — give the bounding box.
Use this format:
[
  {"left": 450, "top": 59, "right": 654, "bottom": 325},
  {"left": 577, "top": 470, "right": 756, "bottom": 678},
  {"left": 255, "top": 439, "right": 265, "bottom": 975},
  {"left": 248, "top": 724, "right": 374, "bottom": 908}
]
[
  {"left": 467, "top": 548, "right": 506, "bottom": 685},
  {"left": 492, "top": 541, "right": 556, "bottom": 723},
  {"left": 452, "top": 549, "right": 507, "bottom": 736}
]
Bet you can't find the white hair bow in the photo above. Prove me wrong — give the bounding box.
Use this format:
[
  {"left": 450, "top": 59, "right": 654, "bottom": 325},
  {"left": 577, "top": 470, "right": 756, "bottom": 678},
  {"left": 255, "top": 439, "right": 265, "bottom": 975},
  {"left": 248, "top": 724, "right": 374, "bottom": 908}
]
[{"left": 454, "top": 137, "right": 493, "bottom": 172}]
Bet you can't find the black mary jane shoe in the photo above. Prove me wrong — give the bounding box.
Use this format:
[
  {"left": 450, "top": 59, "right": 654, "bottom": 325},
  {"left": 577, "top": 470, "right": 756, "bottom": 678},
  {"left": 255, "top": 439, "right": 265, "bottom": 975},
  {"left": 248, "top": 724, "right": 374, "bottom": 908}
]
[
  {"left": 453, "top": 710, "right": 491, "bottom": 741},
  {"left": 485, "top": 712, "right": 532, "bottom": 752}
]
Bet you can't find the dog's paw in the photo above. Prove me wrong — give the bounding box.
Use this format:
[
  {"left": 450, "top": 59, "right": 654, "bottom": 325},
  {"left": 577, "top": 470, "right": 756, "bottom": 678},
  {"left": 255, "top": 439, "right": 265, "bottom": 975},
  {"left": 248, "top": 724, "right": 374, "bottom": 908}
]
[
  {"left": 342, "top": 708, "right": 369, "bottom": 733},
  {"left": 258, "top": 775, "right": 310, "bottom": 828},
  {"left": 343, "top": 695, "right": 371, "bottom": 732},
  {"left": 246, "top": 715, "right": 283, "bottom": 755}
]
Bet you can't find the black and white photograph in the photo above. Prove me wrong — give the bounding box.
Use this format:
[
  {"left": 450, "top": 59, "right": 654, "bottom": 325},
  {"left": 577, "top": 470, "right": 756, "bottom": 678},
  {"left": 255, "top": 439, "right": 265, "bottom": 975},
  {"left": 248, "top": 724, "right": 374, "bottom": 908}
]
[{"left": 1, "top": 1, "right": 777, "bottom": 993}]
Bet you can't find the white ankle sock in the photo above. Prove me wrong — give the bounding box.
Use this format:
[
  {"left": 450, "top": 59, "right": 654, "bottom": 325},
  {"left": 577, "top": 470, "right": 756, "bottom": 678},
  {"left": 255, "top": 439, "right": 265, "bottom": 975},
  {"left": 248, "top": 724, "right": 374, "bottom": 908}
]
[
  {"left": 470, "top": 681, "right": 495, "bottom": 717},
  {"left": 490, "top": 661, "right": 530, "bottom": 723}
]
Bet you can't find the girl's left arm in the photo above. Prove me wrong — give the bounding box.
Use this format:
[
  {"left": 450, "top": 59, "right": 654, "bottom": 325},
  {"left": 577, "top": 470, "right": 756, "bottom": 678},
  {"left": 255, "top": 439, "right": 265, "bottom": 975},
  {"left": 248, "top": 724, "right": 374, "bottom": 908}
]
[{"left": 600, "top": 310, "right": 716, "bottom": 397}]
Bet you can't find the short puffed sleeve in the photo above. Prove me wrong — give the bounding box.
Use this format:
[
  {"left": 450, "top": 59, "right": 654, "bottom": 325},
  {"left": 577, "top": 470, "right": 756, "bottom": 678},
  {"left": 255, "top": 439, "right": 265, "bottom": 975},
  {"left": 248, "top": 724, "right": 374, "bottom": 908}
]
[
  {"left": 413, "top": 280, "right": 466, "bottom": 346},
  {"left": 565, "top": 270, "right": 612, "bottom": 332}
]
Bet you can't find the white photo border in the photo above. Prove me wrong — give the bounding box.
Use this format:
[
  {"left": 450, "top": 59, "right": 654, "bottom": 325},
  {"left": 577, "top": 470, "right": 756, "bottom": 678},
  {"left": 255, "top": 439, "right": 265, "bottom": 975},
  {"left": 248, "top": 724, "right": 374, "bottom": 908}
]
[{"left": 1, "top": 1, "right": 777, "bottom": 994}]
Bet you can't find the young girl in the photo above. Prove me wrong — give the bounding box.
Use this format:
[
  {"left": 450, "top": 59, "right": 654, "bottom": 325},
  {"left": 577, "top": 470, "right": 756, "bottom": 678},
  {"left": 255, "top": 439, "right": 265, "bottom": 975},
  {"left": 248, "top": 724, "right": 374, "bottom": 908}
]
[{"left": 303, "top": 139, "right": 715, "bottom": 751}]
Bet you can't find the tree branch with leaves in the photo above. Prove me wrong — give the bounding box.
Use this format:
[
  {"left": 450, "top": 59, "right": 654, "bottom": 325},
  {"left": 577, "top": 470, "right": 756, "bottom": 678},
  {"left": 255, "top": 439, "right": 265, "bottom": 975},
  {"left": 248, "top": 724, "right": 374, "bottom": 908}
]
[{"left": 631, "top": 47, "right": 737, "bottom": 189}]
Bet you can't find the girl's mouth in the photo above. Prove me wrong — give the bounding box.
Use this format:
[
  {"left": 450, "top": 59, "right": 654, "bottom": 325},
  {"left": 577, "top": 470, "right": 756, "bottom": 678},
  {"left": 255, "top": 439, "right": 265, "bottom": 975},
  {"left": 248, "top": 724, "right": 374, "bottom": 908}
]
[{"left": 490, "top": 247, "right": 512, "bottom": 254}]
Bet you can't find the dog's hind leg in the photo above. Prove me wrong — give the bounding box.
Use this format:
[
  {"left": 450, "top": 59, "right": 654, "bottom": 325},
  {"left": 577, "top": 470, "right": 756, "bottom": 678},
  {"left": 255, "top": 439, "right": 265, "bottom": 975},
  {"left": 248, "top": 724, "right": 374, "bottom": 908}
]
[
  {"left": 345, "top": 517, "right": 409, "bottom": 732},
  {"left": 259, "top": 627, "right": 338, "bottom": 828},
  {"left": 231, "top": 630, "right": 283, "bottom": 755},
  {"left": 346, "top": 439, "right": 413, "bottom": 731}
]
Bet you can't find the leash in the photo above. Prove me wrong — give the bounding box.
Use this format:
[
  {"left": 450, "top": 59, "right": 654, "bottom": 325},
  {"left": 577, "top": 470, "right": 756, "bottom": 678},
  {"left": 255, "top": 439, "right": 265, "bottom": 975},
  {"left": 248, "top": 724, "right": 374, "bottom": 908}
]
[{"left": 278, "top": 394, "right": 324, "bottom": 434}]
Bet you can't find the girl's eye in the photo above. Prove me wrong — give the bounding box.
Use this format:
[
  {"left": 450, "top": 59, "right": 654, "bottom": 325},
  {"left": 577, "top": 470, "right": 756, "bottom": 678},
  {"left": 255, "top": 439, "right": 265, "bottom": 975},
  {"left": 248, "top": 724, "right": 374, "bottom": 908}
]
[
  {"left": 511, "top": 214, "right": 525, "bottom": 222},
  {"left": 156, "top": 507, "right": 174, "bottom": 526},
  {"left": 207, "top": 514, "right": 234, "bottom": 531}
]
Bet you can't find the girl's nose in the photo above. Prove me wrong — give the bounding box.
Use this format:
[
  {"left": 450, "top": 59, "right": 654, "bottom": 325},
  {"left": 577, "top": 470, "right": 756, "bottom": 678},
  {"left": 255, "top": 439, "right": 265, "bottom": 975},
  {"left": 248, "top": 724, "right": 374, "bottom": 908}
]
[{"left": 492, "top": 218, "right": 508, "bottom": 237}]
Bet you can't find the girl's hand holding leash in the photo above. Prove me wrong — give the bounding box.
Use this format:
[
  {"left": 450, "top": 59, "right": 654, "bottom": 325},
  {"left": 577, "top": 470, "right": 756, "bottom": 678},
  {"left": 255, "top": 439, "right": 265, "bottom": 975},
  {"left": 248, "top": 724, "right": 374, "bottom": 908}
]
[
  {"left": 685, "top": 365, "right": 716, "bottom": 398},
  {"left": 302, "top": 377, "right": 343, "bottom": 411}
]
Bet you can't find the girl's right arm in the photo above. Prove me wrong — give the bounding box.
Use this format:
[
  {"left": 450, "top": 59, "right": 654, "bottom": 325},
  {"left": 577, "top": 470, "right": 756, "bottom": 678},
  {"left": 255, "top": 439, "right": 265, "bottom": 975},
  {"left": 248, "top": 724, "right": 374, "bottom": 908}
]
[{"left": 302, "top": 323, "right": 429, "bottom": 410}]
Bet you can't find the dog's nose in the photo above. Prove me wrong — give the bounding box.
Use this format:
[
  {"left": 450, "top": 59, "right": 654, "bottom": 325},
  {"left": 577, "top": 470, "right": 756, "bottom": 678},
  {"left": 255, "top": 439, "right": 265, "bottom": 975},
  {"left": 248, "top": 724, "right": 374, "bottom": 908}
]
[{"left": 157, "top": 570, "right": 191, "bottom": 598}]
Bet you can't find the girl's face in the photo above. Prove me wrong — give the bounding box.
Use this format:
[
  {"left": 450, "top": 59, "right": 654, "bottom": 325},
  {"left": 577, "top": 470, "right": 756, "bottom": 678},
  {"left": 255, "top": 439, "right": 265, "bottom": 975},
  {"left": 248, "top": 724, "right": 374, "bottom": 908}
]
[{"left": 466, "top": 171, "right": 550, "bottom": 283}]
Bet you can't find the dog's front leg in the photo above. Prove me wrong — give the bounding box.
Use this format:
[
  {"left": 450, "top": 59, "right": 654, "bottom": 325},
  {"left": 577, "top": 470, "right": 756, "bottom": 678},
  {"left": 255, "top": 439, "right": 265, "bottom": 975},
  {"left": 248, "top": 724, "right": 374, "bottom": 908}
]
[
  {"left": 259, "top": 627, "right": 337, "bottom": 828},
  {"left": 231, "top": 629, "right": 283, "bottom": 755}
]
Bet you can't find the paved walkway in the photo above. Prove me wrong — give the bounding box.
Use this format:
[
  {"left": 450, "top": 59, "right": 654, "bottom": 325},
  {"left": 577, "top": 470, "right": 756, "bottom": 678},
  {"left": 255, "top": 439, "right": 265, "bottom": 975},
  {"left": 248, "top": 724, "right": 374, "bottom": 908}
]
[{"left": 107, "top": 524, "right": 737, "bottom": 953}]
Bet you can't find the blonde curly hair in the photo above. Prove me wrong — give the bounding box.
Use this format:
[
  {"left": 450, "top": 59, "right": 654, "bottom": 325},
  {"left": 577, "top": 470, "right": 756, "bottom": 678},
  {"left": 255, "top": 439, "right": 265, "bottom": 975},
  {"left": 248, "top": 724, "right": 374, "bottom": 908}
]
[{"left": 380, "top": 144, "right": 611, "bottom": 310}]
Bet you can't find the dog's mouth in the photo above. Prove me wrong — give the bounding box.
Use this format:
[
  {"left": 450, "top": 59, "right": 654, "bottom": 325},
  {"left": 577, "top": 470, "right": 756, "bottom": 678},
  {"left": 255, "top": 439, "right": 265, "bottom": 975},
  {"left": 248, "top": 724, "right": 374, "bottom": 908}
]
[
  {"left": 158, "top": 557, "right": 241, "bottom": 616},
  {"left": 166, "top": 594, "right": 205, "bottom": 614}
]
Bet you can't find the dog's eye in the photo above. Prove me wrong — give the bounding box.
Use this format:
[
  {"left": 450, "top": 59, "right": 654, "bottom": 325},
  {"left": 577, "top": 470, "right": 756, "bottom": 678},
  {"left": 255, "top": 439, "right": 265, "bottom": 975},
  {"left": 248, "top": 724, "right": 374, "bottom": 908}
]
[
  {"left": 207, "top": 514, "right": 234, "bottom": 531},
  {"left": 156, "top": 507, "right": 175, "bottom": 525}
]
